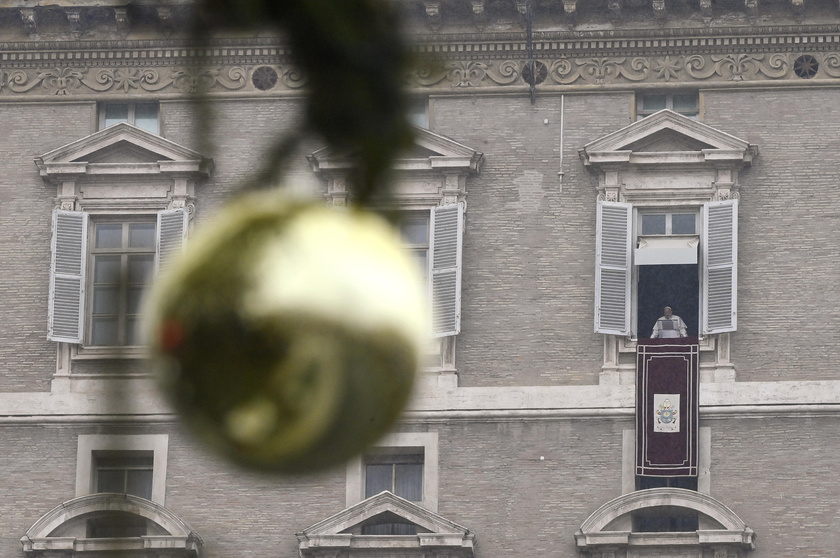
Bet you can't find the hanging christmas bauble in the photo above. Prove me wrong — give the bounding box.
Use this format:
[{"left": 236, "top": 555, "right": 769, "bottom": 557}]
[{"left": 143, "top": 193, "right": 426, "bottom": 473}]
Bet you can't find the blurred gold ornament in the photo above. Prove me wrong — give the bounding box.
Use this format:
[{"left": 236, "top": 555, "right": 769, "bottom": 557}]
[{"left": 144, "top": 193, "right": 426, "bottom": 473}]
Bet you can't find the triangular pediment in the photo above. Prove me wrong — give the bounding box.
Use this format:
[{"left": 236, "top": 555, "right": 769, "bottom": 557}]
[
  {"left": 623, "top": 128, "right": 716, "bottom": 152},
  {"left": 35, "top": 122, "right": 212, "bottom": 177},
  {"left": 581, "top": 110, "right": 756, "bottom": 167},
  {"left": 309, "top": 126, "right": 483, "bottom": 173},
  {"left": 300, "top": 491, "right": 470, "bottom": 537}
]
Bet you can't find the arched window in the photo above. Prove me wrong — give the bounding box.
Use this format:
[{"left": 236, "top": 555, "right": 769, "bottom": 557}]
[
  {"left": 575, "top": 488, "right": 756, "bottom": 558},
  {"left": 21, "top": 493, "right": 202, "bottom": 557}
]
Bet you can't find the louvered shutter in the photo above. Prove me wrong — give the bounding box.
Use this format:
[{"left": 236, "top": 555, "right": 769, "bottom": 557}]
[
  {"left": 430, "top": 203, "right": 464, "bottom": 338},
  {"left": 156, "top": 208, "right": 188, "bottom": 273},
  {"left": 48, "top": 210, "right": 88, "bottom": 343},
  {"left": 702, "top": 199, "right": 738, "bottom": 334},
  {"left": 595, "top": 200, "right": 632, "bottom": 335}
]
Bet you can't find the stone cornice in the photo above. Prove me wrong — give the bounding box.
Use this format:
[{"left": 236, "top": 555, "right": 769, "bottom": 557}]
[{"left": 0, "top": 26, "right": 839, "bottom": 98}]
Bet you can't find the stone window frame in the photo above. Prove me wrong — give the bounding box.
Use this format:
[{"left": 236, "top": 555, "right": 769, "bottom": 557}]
[
  {"left": 575, "top": 487, "right": 756, "bottom": 558},
  {"left": 76, "top": 434, "right": 169, "bottom": 506},
  {"left": 20, "top": 493, "right": 202, "bottom": 557},
  {"left": 581, "top": 109, "right": 757, "bottom": 385},
  {"left": 308, "top": 126, "right": 482, "bottom": 384},
  {"left": 298, "top": 491, "right": 474, "bottom": 558},
  {"left": 98, "top": 101, "right": 161, "bottom": 134},
  {"left": 35, "top": 121, "right": 211, "bottom": 365},
  {"left": 636, "top": 90, "right": 701, "bottom": 120},
  {"left": 346, "top": 431, "right": 439, "bottom": 512}
]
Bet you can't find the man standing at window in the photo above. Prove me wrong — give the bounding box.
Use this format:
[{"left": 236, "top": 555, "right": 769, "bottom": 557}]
[{"left": 651, "top": 306, "right": 687, "bottom": 338}]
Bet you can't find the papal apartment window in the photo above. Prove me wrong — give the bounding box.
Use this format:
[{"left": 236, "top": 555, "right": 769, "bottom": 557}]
[
  {"left": 99, "top": 102, "right": 160, "bottom": 134},
  {"left": 595, "top": 200, "right": 736, "bottom": 339},
  {"left": 636, "top": 92, "right": 699, "bottom": 120},
  {"left": 88, "top": 218, "right": 156, "bottom": 346}
]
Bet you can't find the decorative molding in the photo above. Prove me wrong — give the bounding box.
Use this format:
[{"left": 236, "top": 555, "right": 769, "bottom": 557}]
[
  {"left": 407, "top": 51, "right": 840, "bottom": 89},
  {"left": 21, "top": 493, "right": 202, "bottom": 557},
  {"left": 0, "top": 30, "right": 838, "bottom": 98},
  {"left": 575, "top": 488, "right": 756, "bottom": 557},
  {"left": 299, "top": 491, "right": 473, "bottom": 558},
  {"left": 18, "top": 8, "right": 36, "bottom": 35}
]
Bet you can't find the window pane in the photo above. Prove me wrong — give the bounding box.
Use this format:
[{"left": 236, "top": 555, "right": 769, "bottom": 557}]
[
  {"left": 394, "top": 463, "right": 423, "bottom": 501},
  {"left": 406, "top": 98, "right": 429, "bottom": 128},
  {"left": 95, "top": 224, "right": 123, "bottom": 248},
  {"left": 104, "top": 103, "right": 129, "bottom": 128},
  {"left": 128, "top": 255, "right": 154, "bottom": 284},
  {"left": 126, "top": 469, "right": 154, "bottom": 499},
  {"left": 87, "top": 514, "right": 147, "bottom": 538},
  {"left": 134, "top": 103, "right": 160, "bottom": 134},
  {"left": 641, "top": 214, "right": 666, "bottom": 235},
  {"left": 129, "top": 223, "right": 155, "bottom": 248},
  {"left": 93, "top": 256, "right": 121, "bottom": 283},
  {"left": 671, "top": 213, "right": 696, "bottom": 234},
  {"left": 96, "top": 469, "right": 125, "bottom": 493},
  {"left": 127, "top": 286, "right": 147, "bottom": 314},
  {"left": 672, "top": 93, "right": 698, "bottom": 113},
  {"left": 91, "top": 317, "right": 119, "bottom": 346},
  {"left": 410, "top": 251, "right": 428, "bottom": 276},
  {"left": 642, "top": 94, "right": 667, "bottom": 111},
  {"left": 126, "top": 317, "right": 142, "bottom": 345},
  {"left": 400, "top": 217, "right": 429, "bottom": 245},
  {"left": 92, "top": 286, "right": 119, "bottom": 314},
  {"left": 365, "top": 464, "right": 393, "bottom": 498}
]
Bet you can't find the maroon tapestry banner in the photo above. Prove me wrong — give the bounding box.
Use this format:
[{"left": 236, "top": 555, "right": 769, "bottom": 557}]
[{"left": 636, "top": 338, "right": 699, "bottom": 477}]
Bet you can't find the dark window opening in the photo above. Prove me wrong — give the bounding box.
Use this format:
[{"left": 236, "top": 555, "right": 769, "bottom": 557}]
[
  {"left": 637, "top": 264, "right": 699, "bottom": 338},
  {"left": 94, "top": 451, "right": 154, "bottom": 500},
  {"left": 362, "top": 522, "right": 419, "bottom": 535},
  {"left": 637, "top": 92, "right": 699, "bottom": 120},
  {"left": 632, "top": 505, "right": 699, "bottom": 533},
  {"left": 636, "top": 475, "right": 698, "bottom": 491},
  {"left": 364, "top": 451, "right": 423, "bottom": 501},
  {"left": 100, "top": 102, "right": 160, "bottom": 134},
  {"left": 86, "top": 512, "right": 148, "bottom": 538}
]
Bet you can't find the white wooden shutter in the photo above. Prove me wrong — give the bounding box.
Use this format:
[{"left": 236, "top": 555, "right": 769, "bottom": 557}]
[
  {"left": 156, "top": 208, "right": 188, "bottom": 273},
  {"left": 430, "top": 203, "right": 464, "bottom": 338},
  {"left": 595, "top": 200, "right": 632, "bottom": 335},
  {"left": 48, "top": 210, "right": 88, "bottom": 343},
  {"left": 702, "top": 199, "right": 738, "bottom": 334}
]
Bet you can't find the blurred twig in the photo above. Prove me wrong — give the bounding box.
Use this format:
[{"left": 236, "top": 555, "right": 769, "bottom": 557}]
[{"left": 190, "top": 0, "right": 416, "bottom": 209}]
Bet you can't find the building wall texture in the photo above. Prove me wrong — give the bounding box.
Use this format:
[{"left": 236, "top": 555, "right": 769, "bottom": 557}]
[{"left": 0, "top": 3, "right": 839, "bottom": 558}]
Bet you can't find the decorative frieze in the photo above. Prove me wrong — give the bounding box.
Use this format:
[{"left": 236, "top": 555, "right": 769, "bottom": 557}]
[
  {"left": 408, "top": 51, "right": 840, "bottom": 88},
  {"left": 1, "top": 31, "right": 840, "bottom": 98}
]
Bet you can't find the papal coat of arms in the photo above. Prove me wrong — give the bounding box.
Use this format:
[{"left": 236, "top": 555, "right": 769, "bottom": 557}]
[{"left": 654, "top": 394, "right": 680, "bottom": 433}]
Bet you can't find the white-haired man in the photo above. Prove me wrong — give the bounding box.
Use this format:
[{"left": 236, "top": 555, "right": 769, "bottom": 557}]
[{"left": 651, "top": 306, "right": 687, "bottom": 338}]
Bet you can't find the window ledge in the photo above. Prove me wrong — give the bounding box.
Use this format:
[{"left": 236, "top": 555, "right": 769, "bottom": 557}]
[
  {"left": 72, "top": 345, "right": 150, "bottom": 360},
  {"left": 618, "top": 335, "right": 714, "bottom": 354}
]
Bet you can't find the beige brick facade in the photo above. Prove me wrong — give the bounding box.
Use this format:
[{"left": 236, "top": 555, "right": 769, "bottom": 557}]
[{"left": 1, "top": 2, "right": 839, "bottom": 557}]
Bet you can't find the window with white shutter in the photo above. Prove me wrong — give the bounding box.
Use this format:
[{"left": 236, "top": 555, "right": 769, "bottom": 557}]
[
  {"left": 430, "top": 203, "right": 464, "bottom": 338},
  {"left": 593, "top": 199, "right": 738, "bottom": 338},
  {"left": 48, "top": 209, "right": 187, "bottom": 347},
  {"left": 595, "top": 201, "right": 632, "bottom": 335},
  {"left": 48, "top": 210, "right": 89, "bottom": 343},
  {"left": 157, "top": 208, "right": 189, "bottom": 273},
  {"left": 702, "top": 199, "right": 738, "bottom": 334}
]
